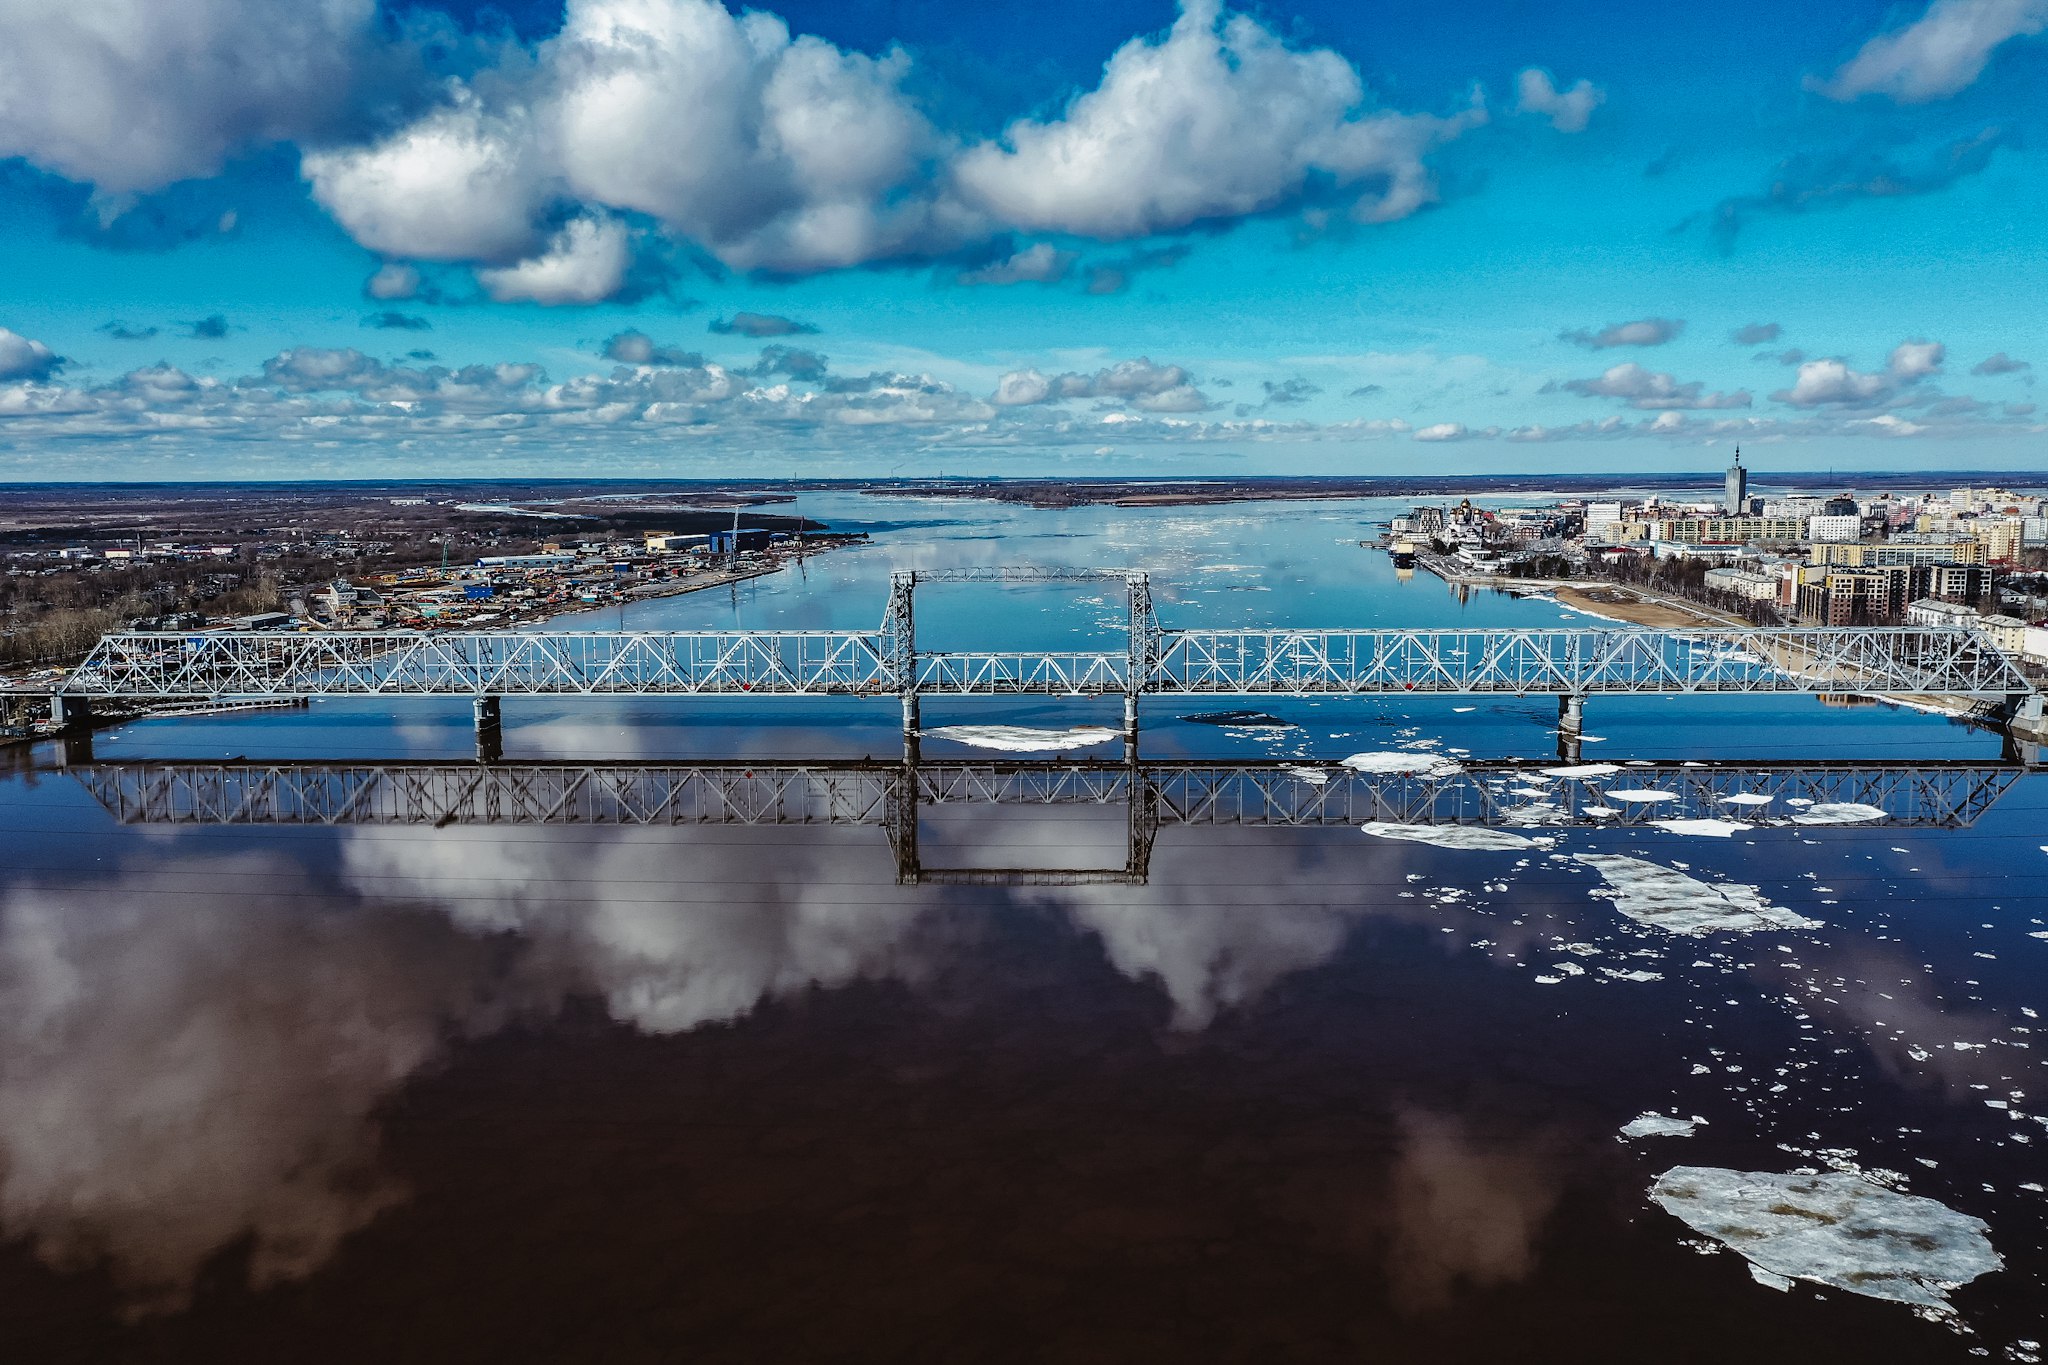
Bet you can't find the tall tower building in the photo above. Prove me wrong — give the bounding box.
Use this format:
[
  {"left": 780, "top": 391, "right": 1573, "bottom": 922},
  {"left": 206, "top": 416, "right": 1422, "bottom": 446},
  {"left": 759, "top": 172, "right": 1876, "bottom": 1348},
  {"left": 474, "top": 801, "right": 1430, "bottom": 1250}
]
[{"left": 1724, "top": 446, "right": 1748, "bottom": 515}]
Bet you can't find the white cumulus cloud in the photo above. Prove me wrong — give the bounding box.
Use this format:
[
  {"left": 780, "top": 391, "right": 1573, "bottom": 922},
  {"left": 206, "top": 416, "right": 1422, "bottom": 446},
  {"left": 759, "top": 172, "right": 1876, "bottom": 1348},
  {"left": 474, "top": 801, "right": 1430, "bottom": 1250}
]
[
  {"left": 951, "top": 0, "right": 1485, "bottom": 239},
  {"left": 1887, "top": 339, "right": 1946, "bottom": 379},
  {"left": 958, "top": 243, "right": 1077, "bottom": 286},
  {"left": 476, "top": 215, "right": 633, "bottom": 305},
  {"left": 0, "top": 328, "right": 63, "bottom": 382},
  {"left": 1561, "top": 363, "right": 1750, "bottom": 410},
  {"left": 305, "top": 92, "right": 550, "bottom": 264},
  {"left": 1818, "top": 0, "right": 2048, "bottom": 102},
  {"left": 0, "top": 0, "right": 382, "bottom": 194},
  {"left": 1514, "top": 69, "right": 1604, "bottom": 132},
  {"left": 993, "top": 357, "right": 1211, "bottom": 412},
  {"left": 1770, "top": 344, "right": 1947, "bottom": 407},
  {"left": 304, "top": 0, "right": 964, "bottom": 281}
]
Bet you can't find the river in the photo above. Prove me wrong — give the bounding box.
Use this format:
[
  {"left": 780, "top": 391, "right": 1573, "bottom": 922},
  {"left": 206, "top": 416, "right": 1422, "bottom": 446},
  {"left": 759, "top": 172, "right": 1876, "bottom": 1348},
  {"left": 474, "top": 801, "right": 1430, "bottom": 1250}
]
[{"left": 1, "top": 493, "right": 2041, "bottom": 1362}]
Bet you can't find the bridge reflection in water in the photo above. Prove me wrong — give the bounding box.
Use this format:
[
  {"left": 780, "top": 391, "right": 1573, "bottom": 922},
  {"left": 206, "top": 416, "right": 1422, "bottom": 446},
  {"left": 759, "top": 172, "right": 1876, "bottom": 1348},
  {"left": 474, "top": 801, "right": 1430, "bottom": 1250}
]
[{"left": 72, "top": 752, "right": 2024, "bottom": 887}]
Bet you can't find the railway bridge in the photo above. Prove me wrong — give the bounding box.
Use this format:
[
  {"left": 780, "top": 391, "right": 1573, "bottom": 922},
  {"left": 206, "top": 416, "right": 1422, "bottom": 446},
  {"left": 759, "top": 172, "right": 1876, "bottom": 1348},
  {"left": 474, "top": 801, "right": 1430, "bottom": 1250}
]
[
  {"left": 66, "top": 753, "right": 2026, "bottom": 886},
  {"left": 32, "top": 567, "right": 2046, "bottom": 761}
]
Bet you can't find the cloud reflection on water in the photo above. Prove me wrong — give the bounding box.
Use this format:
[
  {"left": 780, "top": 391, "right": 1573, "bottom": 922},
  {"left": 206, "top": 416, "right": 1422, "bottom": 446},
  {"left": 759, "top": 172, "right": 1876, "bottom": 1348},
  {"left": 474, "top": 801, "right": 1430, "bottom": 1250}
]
[{"left": 0, "top": 855, "right": 510, "bottom": 1310}]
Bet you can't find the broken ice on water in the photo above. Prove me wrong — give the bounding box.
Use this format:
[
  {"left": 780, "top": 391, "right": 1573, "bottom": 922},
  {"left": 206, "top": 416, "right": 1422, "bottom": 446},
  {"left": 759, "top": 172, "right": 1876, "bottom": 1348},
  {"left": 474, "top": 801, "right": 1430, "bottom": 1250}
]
[
  {"left": 1339, "top": 751, "right": 1464, "bottom": 777},
  {"left": 1621, "top": 1113, "right": 1704, "bottom": 1139},
  {"left": 1650, "top": 1167, "right": 2001, "bottom": 1314},
  {"left": 1359, "top": 823, "right": 1550, "bottom": 851},
  {"left": 1790, "top": 803, "right": 1889, "bottom": 826},
  {"left": 923, "top": 725, "right": 1121, "bottom": 752},
  {"left": 1648, "top": 818, "right": 1753, "bottom": 839},
  {"left": 1575, "top": 855, "right": 1820, "bottom": 936}
]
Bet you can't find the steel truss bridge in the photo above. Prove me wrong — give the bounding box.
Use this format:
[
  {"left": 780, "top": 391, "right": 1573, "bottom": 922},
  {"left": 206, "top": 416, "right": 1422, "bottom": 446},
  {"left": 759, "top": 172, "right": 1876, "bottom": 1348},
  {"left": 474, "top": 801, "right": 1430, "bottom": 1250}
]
[
  {"left": 47, "top": 567, "right": 2038, "bottom": 708},
  {"left": 72, "top": 755, "right": 2022, "bottom": 886}
]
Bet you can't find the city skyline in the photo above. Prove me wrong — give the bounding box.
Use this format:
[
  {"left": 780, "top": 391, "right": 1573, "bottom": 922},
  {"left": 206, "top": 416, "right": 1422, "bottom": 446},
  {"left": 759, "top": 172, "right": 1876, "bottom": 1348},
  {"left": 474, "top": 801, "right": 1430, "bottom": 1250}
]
[{"left": 2, "top": 0, "right": 2046, "bottom": 479}]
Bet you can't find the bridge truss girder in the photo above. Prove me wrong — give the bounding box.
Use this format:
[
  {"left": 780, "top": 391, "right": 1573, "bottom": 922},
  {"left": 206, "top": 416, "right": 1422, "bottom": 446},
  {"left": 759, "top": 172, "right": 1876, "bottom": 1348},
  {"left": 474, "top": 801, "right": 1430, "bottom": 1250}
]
[{"left": 72, "top": 756, "right": 2022, "bottom": 885}]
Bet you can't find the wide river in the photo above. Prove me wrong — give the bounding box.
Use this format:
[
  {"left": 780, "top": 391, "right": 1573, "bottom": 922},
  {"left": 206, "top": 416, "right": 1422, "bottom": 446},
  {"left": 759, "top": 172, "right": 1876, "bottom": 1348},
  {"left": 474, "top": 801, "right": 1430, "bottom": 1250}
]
[{"left": 2, "top": 493, "right": 2042, "bottom": 1362}]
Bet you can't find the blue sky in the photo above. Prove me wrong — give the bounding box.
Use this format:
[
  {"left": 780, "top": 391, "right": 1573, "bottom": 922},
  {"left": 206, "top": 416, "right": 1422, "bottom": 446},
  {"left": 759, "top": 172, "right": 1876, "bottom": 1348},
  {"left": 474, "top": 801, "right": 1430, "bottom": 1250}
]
[{"left": 0, "top": 0, "right": 2044, "bottom": 479}]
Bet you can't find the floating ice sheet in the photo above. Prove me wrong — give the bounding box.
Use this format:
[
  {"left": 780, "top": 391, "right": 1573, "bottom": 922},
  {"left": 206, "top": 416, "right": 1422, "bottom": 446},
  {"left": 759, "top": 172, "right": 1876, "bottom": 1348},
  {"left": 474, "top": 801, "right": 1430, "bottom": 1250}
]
[
  {"left": 1719, "top": 793, "right": 1775, "bottom": 807},
  {"left": 1649, "top": 1167, "right": 2001, "bottom": 1312},
  {"left": 1542, "top": 763, "right": 1621, "bottom": 778},
  {"left": 1359, "top": 823, "right": 1548, "bottom": 851},
  {"left": 1650, "top": 819, "right": 1753, "bottom": 838},
  {"left": 1339, "top": 751, "right": 1464, "bottom": 777},
  {"left": 1607, "top": 789, "right": 1679, "bottom": 803},
  {"left": 1791, "top": 802, "right": 1889, "bottom": 826},
  {"left": 1621, "top": 1113, "right": 1704, "bottom": 1139},
  {"left": 1182, "top": 710, "right": 1293, "bottom": 728},
  {"left": 923, "top": 725, "right": 1121, "bottom": 752},
  {"left": 1576, "top": 855, "right": 1820, "bottom": 935}
]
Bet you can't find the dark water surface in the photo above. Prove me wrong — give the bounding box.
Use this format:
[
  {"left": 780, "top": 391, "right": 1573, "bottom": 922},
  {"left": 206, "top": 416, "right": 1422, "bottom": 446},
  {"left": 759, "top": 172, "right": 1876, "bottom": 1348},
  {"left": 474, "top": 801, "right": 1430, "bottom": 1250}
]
[{"left": 2, "top": 495, "right": 2043, "bottom": 1362}]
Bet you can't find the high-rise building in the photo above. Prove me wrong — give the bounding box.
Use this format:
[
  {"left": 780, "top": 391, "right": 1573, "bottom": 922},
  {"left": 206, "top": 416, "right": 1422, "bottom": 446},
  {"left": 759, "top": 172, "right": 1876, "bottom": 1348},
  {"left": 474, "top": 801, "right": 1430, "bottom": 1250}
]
[{"left": 1724, "top": 447, "right": 1748, "bottom": 515}]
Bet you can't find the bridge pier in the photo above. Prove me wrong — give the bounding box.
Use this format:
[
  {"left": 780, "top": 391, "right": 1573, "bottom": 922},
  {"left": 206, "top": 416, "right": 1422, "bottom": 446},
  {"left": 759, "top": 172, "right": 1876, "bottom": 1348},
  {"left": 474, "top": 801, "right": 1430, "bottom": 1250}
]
[
  {"left": 1123, "top": 693, "right": 1139, "bottom": 753},
  {"left": 2006, "top": 694, "right": 2048, "bottom": 767},
  {"left": 900, "top": 692, "right": 921, "bottom": 763},
  {"left": 473, "top": 695, "right": 502, "bottom": 763},
  {"left": 50, "top": 694, "right": 90, "bottom": 732},
  {"left": 1557, "top": 694, "right": 1585, "bottom": 763},
  {"left": 50, "top": 695, "right": 94, "bottom": 767}
]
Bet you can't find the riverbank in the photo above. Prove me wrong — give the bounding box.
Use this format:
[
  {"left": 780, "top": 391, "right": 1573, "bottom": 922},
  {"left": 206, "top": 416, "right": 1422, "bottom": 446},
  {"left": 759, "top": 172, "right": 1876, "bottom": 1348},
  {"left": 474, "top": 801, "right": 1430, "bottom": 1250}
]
[
  {"left": 0, "top": 538, "right": 859, "bottom": 745},
  {"left": 1546, "top": 583, "right": 1750, "bottom": 629}
]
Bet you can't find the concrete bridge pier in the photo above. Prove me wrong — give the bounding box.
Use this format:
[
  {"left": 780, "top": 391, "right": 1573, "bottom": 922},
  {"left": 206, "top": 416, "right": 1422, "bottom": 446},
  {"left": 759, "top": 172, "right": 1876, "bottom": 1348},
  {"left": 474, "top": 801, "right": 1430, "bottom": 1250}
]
[
  {"left": 2006, "top": 694, "right": 2048, "bottom": 766},
  {"left": 50, "top": 694, "right": 90, "bottom": 732},
  {"left": 50, "top": 695, "right": 94, "bottom": 767},
  {"left": 1557, "top": 694, "right": 1586, "bottom": 764},
  {"left": 900, "top": 692, "right": 922, "bottom": 763},
  {"left": 1123, "top": 693, "right": 1140, "bottom": 754},
  {"left": 473, "top": 694, "right": 502, "bottom": 764}
]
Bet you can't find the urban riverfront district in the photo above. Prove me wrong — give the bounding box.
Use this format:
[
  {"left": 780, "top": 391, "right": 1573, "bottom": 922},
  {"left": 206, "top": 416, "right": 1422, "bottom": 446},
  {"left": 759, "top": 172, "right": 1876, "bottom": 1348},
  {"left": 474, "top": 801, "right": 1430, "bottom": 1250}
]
[{"left": 1, "top": 477, "right": 2046, "bottom": 1362}]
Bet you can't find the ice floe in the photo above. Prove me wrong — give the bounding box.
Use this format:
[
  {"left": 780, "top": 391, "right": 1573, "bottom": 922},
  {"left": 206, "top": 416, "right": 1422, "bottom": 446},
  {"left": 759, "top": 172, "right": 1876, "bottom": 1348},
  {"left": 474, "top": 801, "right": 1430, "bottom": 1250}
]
[
  {"left": 1649, "top": 1167, "right": 2001, "bottom": 1313},
  {"left": 1282, "top": 765, "right": 1331, "bottom": 786},
  {"left": 1359, "top": 823, "right": 1548, "bottom": 851},
  {"left": 1339, "top": 751, "right": 1464, "bottom": 776},
  {"left": 1182, "top": 710, "right": 1293, "bottom": 728},
  {"left": 1719, "top": 793, "right": 1775, "bottom": 807},
  {"left": 1607, "top": 789, "right": 1679, "bottom": 803},
  {"left": 1542, "top": 763, "right": 1621, "bottom": 778},
  {"left": 1791, "top": 802, "right": 1889, "bottom": 825},
  {"left": 1621, "top": 1113, "right": 1704, "bottom": 1139},
  {"left": 1576, "top": 855, "right": 1820, "bottom": 935},
  {"left": 1650, "top": 819, "right": 1753, "bottom": 838},
  {"left": 923, "top": 725, "right": 1121, "bottom": 752}
]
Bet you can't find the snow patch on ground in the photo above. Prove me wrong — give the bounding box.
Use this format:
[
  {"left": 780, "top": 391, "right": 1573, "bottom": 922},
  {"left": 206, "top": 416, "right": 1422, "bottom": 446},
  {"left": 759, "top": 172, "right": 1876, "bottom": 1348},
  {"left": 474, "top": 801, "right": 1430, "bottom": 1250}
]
[
  {"left": 1339, "top": 751, "right": 1464, "bottom": 776},
  {"left": 1649, "top": 1167, "right": 2001, "bottom": 1313},
  {"left": 1359, "top": 823, "right": 1549, "bottom": 851},
  {"left": 1622, "top": 1113, "right": 1705, "bottom": 1139},
  {"left": 924, "top": 725, "right": 1121, "bottom": 752},
  {"left": 1577, "top": 855, "right": 1821, "bottom": 935}
]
